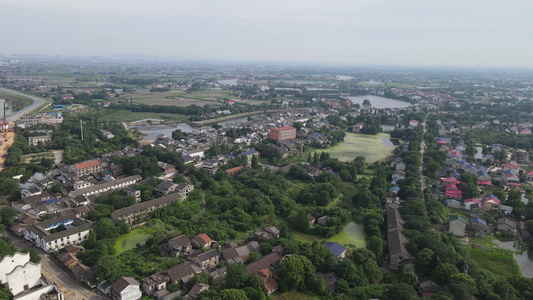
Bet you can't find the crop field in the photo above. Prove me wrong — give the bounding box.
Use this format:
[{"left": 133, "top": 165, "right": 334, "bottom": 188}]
[{"left": 322, "top": 133, "right": 395, "bottom": 163}]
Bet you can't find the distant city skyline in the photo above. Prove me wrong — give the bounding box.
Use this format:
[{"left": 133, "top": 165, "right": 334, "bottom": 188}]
[{"left": 1, "top": 0, "right": 531, "bottom": 68}]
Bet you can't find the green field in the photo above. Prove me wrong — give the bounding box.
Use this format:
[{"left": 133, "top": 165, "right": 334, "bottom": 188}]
[
  {"left": 114, "top": 229, "right": 151, "bottom": 254},
  {"left": 327, "top": 222, "right": 366, "bottom": 248},
  {"left": 386, "top": 82, "right": 416, "bottom": 88},
  {"left": 322, "top": 133, "right": 395, "bottom": 163},
  {"left": 100, "top": 110, "right": 186, "bottom": 122},
  {"left": 468, "top": 248, "right": 521, "bottom": 278},
  {"left": 291, "top": 222, "right": 366, "bottom": 249}
]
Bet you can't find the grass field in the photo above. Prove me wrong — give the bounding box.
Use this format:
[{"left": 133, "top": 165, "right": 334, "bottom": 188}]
[
  {"left": 468, "top": 248, "right": 521, "bottom": 278},
  {"left": 291, "top": 222, "right": 366, "bottom": 249},
  {"left": 100, "top": 110, "right": 186, "bottom": 122},
  {"left": 322, "top": 133, "right": 395, "bottom": 163},
  {"left": 327, "top": 222, "right": 366, "bottom": 248},
  {"left": 114, "top": 229, "right": 151, "bottom": 254}
]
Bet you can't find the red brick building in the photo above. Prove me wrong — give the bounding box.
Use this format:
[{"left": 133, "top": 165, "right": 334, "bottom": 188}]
[{"left": 269, "top": 126, "right": 296, "bottom": 142}]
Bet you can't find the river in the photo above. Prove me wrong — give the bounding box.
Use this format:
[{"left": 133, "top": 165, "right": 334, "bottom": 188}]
[{"left": 346, "top": 95, "right": 411, "bottom": 109}]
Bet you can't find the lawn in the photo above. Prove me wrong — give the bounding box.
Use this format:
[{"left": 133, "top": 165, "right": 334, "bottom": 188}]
[
  {"left": 290, "top": 222, "right": 366, "bottom": 249},
  {"left": 467, "top": 248, "right": 521, "bottom": 278},
  {"left": 114, "top": 228, "right": 151, "bottom": 254},
  {"left": 100, "top": 110, "right": 186, "bottom": 122},
  {"left": 322, "top": 133, "right": 395, "bottom": 163}
]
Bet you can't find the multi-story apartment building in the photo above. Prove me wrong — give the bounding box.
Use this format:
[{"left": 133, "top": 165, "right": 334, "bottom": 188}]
[{"left": 269, "top": 126, "right": 296, "bottom": 142}]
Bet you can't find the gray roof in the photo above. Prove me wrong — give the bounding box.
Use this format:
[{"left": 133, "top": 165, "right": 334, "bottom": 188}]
[
  {"left": 69, "top": 175, "right": 141, "bottom": 197},
  {"left": 111, "top": 193, "right": 181, "bottom": 219},
  {"left": 166, "top": 263, "right": 195, "bottom": 282},
  {"left": 112, "top": 277, "right": 140, "bottom": 293},
  {"left": 196, "top": 249, "right": 218, "bottom": 262},
  {"left": 386, "top": 207, "right": 411, "bottom": 259}
]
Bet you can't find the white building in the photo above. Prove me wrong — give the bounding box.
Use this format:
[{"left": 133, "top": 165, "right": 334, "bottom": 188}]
[
  {"left": 110, "top": 277, "right": 142, "bottom": 300},
  {"left": 0, "top": 252, "right": 63, "bottom": 299}
]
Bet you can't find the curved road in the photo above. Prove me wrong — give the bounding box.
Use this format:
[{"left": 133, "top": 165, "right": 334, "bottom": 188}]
[{"left": 0, "top": 87, "right": 48, "bottom": 122}]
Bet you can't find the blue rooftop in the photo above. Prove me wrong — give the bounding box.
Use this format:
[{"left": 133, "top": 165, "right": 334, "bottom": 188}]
[
  {"left": 44, "top": 198, "right": 59, "bottom": 205},
  {"left": 324, "top": 242, "right": 346, "bottom": 258},
  {"left": 238, "top": 149, "right": 257, "bottom": 157},
  {"left": 470, "top": 217, "right": 487, "bottom": 226}
]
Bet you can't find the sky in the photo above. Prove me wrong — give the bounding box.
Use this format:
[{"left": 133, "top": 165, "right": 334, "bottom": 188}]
[{"left": 0, "top": 0, "right": 532, "bottom": 68}]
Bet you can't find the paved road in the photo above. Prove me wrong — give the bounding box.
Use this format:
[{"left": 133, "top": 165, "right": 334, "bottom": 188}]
[
  {"left": 0, "top": 87, "right": 48, "bottom": 122},
  {"left": 4, "top": 231, "right": 104, "bottom": 300}
]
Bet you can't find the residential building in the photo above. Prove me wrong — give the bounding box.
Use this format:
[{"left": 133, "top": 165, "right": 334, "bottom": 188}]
[
  {"left": 0, "top": 252, "right": 63, "bottom": 299},
  {"left": 269, "top": 126, "right": 296, "bottom": 142},
  {"left": 324, "top": 242, "right": 347, "bottom": 260},
  {"left": 470, "top": 217, "right": 488, "bottom": 234},
  {"left": 225, "top": 166, "right": 244, "bottom": 176},
  {"left": 191, "top": 233, "right": 215, "bottom": 249},
  {"left": 448, "top": 215, "right": 466, "bottom": 237},
  {"left": 166, "top": 263, "right": 196, "bottom": 285},
  {"left": 387, "top": 207, "right": 413, "bottom": 270},
  {"left": 168, "top": 234, "right": 192, "bottom": 256},
  {"left": 28, "top": 135, "right": 53, "bottom": 146},
  {"left": 110, "top": 277, "right": 142, "bottom": 300},
  {"left": 22, "top": 215, "right": 94, "bottom": 253},
  {"left": 69, "top": 159, "right": 103, "bottom": 176},
  {"left": 111, "top": 193, "right": 182, "bottom": 225},
  {"left": 69, "top": 175, "right": 141, "bottom": 198},
  {"left": 221, "top": 241, "right": 261, "bottom": 264},
  {"left": 258, "top": 269, "right": 279, "bottom": 296},
  {"left": 141, "top": 272, "right": 169, "bottom": 296},
  {"left": 254, "top": 226, "right": 280, "bottom": 241},
  {"left": 194, "top": 250, "right": 219, "bottom": 269},
  {"left": 182, "top": 283, "right": 209, "bottom": 300},
  {"left": 497, "top": 218, "right": 517, "bottom": 235}
]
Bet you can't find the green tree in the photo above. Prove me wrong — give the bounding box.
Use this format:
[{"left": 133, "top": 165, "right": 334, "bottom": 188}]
[
  {"left": 278, "top": 255, "right": 305, "bottom": 291},
  {"left": 367, "top": 235, "right": 383, "bottom": 263},
  {"left": 225, "top": 263, "right": 249, "bottom": 289},
  {"left": 432, "top": 263, "right": 460, "bottom": 285},
  {"left": 216, "top": 289, "right": 248, "bottom": 300}
]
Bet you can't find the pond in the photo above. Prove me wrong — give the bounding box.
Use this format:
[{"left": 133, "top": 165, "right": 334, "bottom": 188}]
[
  {"left": 114, "top": 229, "right": 151, "bottom": 254},
  {"left": 322, "top": 132, "right": 395, "bottom": 163},
  {"left": 327, "top": 222, "right": 366, "bottom": 249},
  {"left": 346, "top": 95, "right": 411, "bottom": 109}
]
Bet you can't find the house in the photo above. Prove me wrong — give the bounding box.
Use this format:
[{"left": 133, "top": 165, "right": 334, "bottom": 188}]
[
  {"left": 258, "top": 269, "right": 279, "bottom": 296},
  {"left": 221, "top": 241, "right": 261, "bottom": 264},
  {"left": 247, "top": 252, "right": 283, "bottom": 276},
  {"left": 324, "top": 242, "right": 346, "bottom": 260},
  {"left": 387, "top": 207, "right": 413, "bottom": 270},
  {"left": 237, "top": 149, "right": 259, "bottom": 166},
  {"left": 419, "top": 280, "right": 441, "bottom": 298},
  {"left": 69, "top": 175, "right": 141, "bottom": 198},
  {"left": 194, "top": 250, "right": 219, "bottom": 269},
  {"left": 69, "top": 159, "right": 103, "bottom": 176},
  {"left": 499, "top": 205, "right": 513, "bottom": 216},
  {"left": 501, "top": 163, "right": 520, "bottom": 174},
  {"left": 469, "top": 217, "right": 488, "bottom": 234},
  {"left": 254, "top": 226, "right": 280, "bottom": 241},
  {"left": 0, "top": 252, "right": 63, "bottom": 299},
  {"left": 157, "top": 161, "right": 176, "bottom": 175},
  {"left": 110, "top": 193, "right": 182, "bottom": 225},
  {"left": 308, "top": 214, "right": 316, "bottom": 227},
  {"left": 502, "top": 170, "right": 520, "bottom": 186},
  {"left": 176, "top": 183, "right": 194, "bottom": 199},
  {"left": 448, "top": 215, "right": 466, "bottom": 237},
  {"left": 497, "top": 218, "right": 517, "bottom": 235},
  {"left": 317, "top": 215, "right": 329, "bottom": 226},
  {"left": 446, "top": 199, "right": 461, "bottom": 209},
  {"left": 71, "top": 263, "right": 96, "bottom": 287},
  {"left": 395, "top": 162, "right": 406, "bottom": 172},
  {"left": 141, "top": 272, "right": 169, "bottom": 295},
  {"left": 110, "top": 277, "right": 142, "bottom": 300},
  {"left": 155, "top": 180, "right": 179, "bottom": 197},
  {"left": 168, "top": 234, "right": 192, "bottom": 256},
  {"left": 225, "top": 166, "right": 244, "bottom": 176},
  {"left": 166, "top": 263, "right": 196, "bottom": 285},
  {"left": 481, "top": 194, "right": 500, "bottom": 212},
  {"left": 470, "top": 204, "right": 487, "bottom": 217},
  {"left": 409, "top": 120, "right": 420, "bottom": 127},
  {"left": 182, "top": 283, "right": 209, "bottom": 300},
  {"left": 526, "top": 171, "right": 533, "bottom": 182},
  {"left": 191, "top": 233, "right": 215, "bottom": 249}
]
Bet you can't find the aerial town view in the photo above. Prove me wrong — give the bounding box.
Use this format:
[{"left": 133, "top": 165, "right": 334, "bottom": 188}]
[{"left": 0, "top": 1, "right": 532, "bottom": 300}]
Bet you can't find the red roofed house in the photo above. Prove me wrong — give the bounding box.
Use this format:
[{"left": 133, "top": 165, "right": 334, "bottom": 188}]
[
  {"left": 225, "top": 166, "right": 244, "bottom": 176},
  {"left": 482, "top": 197, "right": 500, "bottom": 212},
  {"left": 70, "top": 159, "right": 103, "bottom": 176},
  {"left": 269, "top": 126, "right": 296, "bottom": 142},
  {"left": 258, "top": 268, "right": 279, "bottom": 296},
  {"left": 502, "top": 163, "right": 520, "bottom": 174},
  {"left": 526, "top": 171, "right": 533, "bottom": 182},
  {"left": 191, "top": 233, "right": 215, "bottom": 249},
  {"left": 62, "top": 95, "right": 74, "bottom": 100},
  {"left": 226, "top": 100, "right": 235, "bottom": 105}
]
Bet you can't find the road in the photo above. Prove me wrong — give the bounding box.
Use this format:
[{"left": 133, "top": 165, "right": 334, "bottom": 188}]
[
  {"left": 0, "top": 87, "right": 48, "bottom": 122},
  {"left": 419, "top": 112, "right": 431, "bottom": 209},
  {"left": 4, "top": 231, "right": 104, "bottom": 300}
]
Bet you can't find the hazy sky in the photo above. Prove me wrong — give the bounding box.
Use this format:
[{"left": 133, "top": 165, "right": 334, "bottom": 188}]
[{"left": 1, "top": 0, "right": 531, "bottom": 67}]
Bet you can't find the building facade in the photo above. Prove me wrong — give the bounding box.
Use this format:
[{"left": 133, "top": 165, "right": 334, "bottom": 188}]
[{"left": 269, "top": 126, "right": 296, "bottom": 142}]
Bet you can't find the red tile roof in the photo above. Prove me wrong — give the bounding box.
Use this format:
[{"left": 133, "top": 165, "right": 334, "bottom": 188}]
[
  {"left": 195, "top": 233, "right": 212, "bottom": 245},
  {"left": 75, "top": 160, "right": 101, "bottom": 170}
]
